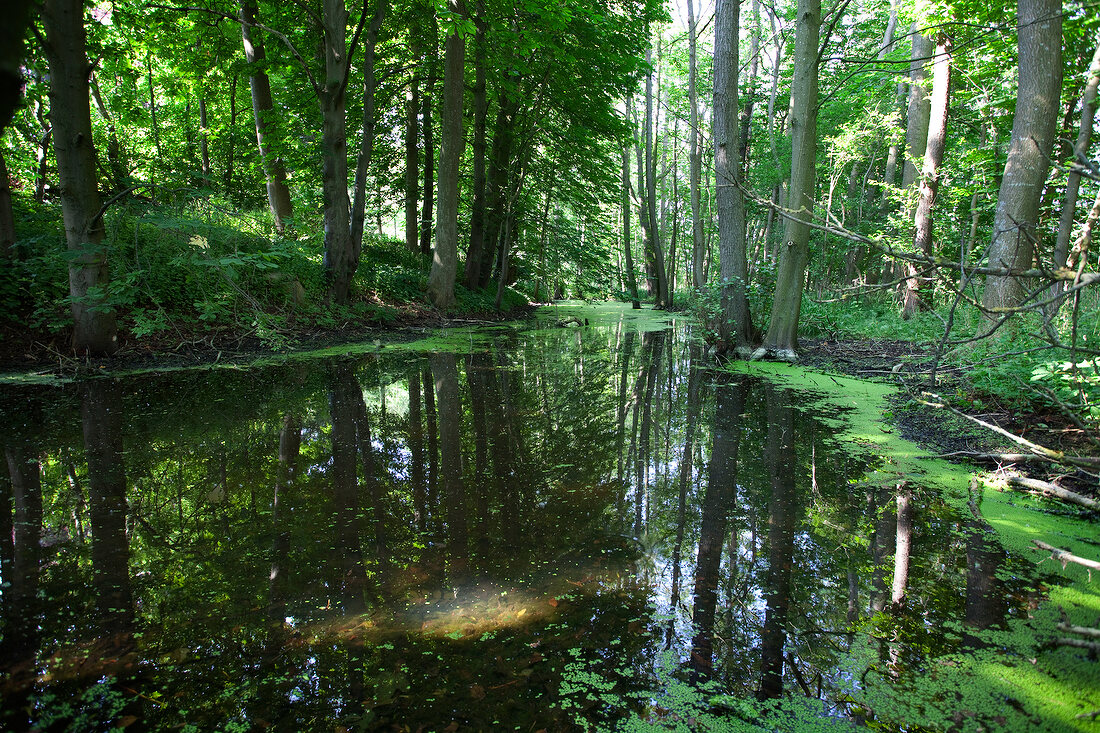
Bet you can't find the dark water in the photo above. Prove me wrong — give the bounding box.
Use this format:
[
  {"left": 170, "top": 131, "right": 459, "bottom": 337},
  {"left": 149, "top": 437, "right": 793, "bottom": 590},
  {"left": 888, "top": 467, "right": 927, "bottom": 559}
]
[{"left": 0, "top": 311, "right": 1046, "bottom": 731}]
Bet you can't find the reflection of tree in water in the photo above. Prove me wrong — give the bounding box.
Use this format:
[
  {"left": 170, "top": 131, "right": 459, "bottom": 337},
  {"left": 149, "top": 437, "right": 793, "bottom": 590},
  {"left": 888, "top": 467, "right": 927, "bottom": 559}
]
[{"left": 0, "top": 320, "right": 1053, "bottom": 730}]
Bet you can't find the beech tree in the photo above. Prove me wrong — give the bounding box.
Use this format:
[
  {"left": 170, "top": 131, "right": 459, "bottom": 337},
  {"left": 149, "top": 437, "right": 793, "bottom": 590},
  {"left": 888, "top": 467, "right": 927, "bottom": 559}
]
[
  {"left": 44, "top": 0, "right": 118, "bottom": 355},
  {"left": 981, "top": 0, "right": 1063, "bottom": 318},
  {"left": 756, "top": 0, "right": 822, "bottom": 359}
]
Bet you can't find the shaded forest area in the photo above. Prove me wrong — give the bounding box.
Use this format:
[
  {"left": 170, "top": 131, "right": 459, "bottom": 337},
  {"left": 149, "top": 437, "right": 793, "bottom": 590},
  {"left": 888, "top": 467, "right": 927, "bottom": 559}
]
[{"left": 1, "top": 0, "right": 1100, "bottom": 425}]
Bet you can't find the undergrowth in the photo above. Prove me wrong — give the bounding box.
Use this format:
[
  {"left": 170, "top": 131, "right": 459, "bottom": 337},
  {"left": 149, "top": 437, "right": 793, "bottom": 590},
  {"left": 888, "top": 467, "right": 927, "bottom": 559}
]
[{"left": 1, "top": 194, "right": 529, "bottom": 354}]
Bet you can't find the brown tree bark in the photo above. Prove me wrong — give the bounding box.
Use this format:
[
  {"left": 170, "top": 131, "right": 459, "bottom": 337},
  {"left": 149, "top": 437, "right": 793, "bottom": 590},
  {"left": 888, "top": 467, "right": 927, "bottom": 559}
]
[
  {"left": 44, "top": 0, "right": 118, "bottom": 356},
  {"left": 982, "top": 0, "right": 1062, "bottom": 317},
  {"left": 320, "top": 0, "right": 355, "bottom": 304},
  {"left": 240, "top": 0, "right": 294, "bottom": 235},
  {"left": 463, "top": 4, "right": 490, "bottom": 289},
  {"left": 714, "top": 0, "right": 754, "bottom": 353},
  {"left": 644, "top": 37, "right": 669, "bottom": 307},
  {"left": 426, "top": 0, "right": 466, "bottom": 309},
  {"left": 405, "top": 71, "right": 420, "bottom": 254},
  {"left": 350, "top": 0, "right": 388, "bottom": 264}
]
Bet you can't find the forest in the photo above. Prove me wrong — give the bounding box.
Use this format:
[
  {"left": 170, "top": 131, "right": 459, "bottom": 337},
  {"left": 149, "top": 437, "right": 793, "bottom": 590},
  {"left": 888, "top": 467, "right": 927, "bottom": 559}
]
[
  {"left": 0, "top": 0, "right": 1094, "bottom": 379},
  {"left": 2, "top": 0, "right": 1100, "bottom": 729}
]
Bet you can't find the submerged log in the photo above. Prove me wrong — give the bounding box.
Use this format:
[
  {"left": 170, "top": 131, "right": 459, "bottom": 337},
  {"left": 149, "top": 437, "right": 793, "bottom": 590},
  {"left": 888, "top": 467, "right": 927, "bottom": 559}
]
[{"left": 1057, "top": 623, "right": 1100, "bottom": 639}]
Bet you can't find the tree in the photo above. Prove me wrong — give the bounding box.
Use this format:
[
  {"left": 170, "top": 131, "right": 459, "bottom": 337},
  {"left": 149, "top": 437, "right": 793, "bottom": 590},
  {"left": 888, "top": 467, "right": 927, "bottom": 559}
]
[
  {"left": 687, "top": 0, "right": 705, "bottom": 292},
  {"left": 902, "top": 34, "right": 951, "bottom": 319},
  {"left": 713, "top": 0, "right": 754, "bottom": 353},
  {"left": 240, "top": 0, "right": 294, "bottom": 235},
  {"left": 756, "top": 0, "right": 821, "bottom": 359},
  {"left": 426, "top": 0, "right": 467, "bottom": 309},
  {"left": 981, "top": 0, "right": 1063, "bottom": 318},
  {"left": 44, "top": 0, "right": 119, "bottom": 355}
]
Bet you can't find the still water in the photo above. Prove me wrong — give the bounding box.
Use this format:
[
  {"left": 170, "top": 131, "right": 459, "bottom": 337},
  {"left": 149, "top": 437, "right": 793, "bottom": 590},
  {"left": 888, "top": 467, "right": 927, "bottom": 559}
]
[{"left": 0, "top": 306, "right": 1050, "bottom": 731}]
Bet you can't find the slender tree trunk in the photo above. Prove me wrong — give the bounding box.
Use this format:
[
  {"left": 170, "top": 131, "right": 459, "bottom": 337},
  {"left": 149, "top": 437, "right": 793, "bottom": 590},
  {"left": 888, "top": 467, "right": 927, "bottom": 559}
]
[
  {"left": 224, "top": 73, "right": 237, "bottom": 191},
  {"left": 89, "top": 74, "right": 127, "bottom": 192},
  {"left": 715, "top": 0, "right": 754, "bottom": 353},
  {"left": 350, "top": 0, "right": 388, "bottom": 263},
  {"left": 241, "top": 0, "right": 294, "bottom": 234},
  {"left": 901, "top": 30, "right": 933, "bottom": 193},
  {"left": 738, "top": 0, "right": 761, "bottom": 169},
  {"left": 426, "top": 0, "right": 466, "bottom": 308},
  {"left": 982, "top": 0, "right": 1062, "bottom": 316},
  {"left": 463, "top": 5, "right": 489, "bottom": 289},
  {"left": 405, "top": 71, "right": 420, "bottom": 253},
  {"left": 44, "top": 0, "right": 118, "bottom": 355},
  {"left": 478, "top": 88, "right": 519, "bottom": 289},
  {"left": 757, "top": 0, "right": 821, "bottom": 359},
  {"left": 903, "top": 34, "right": 951, "bottom": 319},
  {"left": 320, "top": 0, "right": 355, "bottom": 304},
  {"left": 644, "top": 37, "right": 669, "bottom": 307},
  {"left": 419, "top": 95, "right": 435, "bottom": 257},
  {"left": 1048, "top": 38, "right": 1100, "bottom": 313},
  {"left": 687, "top": 0, "right": 705, "bottom": 291},
  {"left": 621, "top": 146, "right": 641, "bottom": 308}
]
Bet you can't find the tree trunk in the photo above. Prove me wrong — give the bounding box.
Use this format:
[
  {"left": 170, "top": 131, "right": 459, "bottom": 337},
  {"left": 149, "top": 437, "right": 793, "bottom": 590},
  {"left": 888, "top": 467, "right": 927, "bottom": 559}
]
[
  {"left": 320, "top": 0, "right": 355, "bottom": 304},
  {"left": 758, "top": 0, "right": 821, "bottom": 359},
  {"left": 478, "top": 88, "right": 519, "bottom": 289},
  {"left": 903, "top": 34, "right": 951, "bottom": 319},
  {"left": 240, "top": 0, "right": 293, "bottom": 234},
  {"left": 738, "top": 0, "right": 761, "bottom": 170},
  {"left": 714, "top": 0, "right": 754, "bottom": 353},
  {"left": 44, "top": 0, "right": 118, "bottom": 356},
  {"left": 426, "top": 0, "right": 466, "bottom": 309},
  {"left": 419, "top": 92, "right": 435, "bottom": 258},
  {"left": 405, "top": 70, "right": 420, "bottom": 253},
  {"left": 350, "top": 0, "right": 388, "bottom": 263},
  {"left": 901, "top": 30, "right": 933, "bottom": 193},
  {"left": 687, "top": 0, "right": 705, "bottom": 291},
  {"left": 982, "top": 0, "right": 1062, "bottom": 317},
  {"left": 644, "top": 37, "right": 669, "bottom": 308},
  {"left": 621, "top": 146, "right": 641, "bottom": 308},
  {"left": 1048, "top": 38, "right": 1100, "bottom": 312},
  {"left": 463, "top": 5, "right": 489, "bottom": 289},
  {"left": 89, "top": 74, "right": 127, "bottom": 192}
]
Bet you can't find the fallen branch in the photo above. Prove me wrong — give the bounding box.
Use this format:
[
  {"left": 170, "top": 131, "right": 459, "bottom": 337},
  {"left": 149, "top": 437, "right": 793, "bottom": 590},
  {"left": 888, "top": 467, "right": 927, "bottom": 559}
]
[
  {"left": 1052, "top": 638, "right": 1100, "bottom": 653},
  {"left": 1057, "top": 623, "right": 1100, "bottom": 639},
  {"left": 919, "top": 393, "right": 1100, "bottom": 473},
  {"left": 1006, "top": 476, "right": 1099, "bottom": 511},
  {"left": 1033, "top": 540, "right": 1100, "bottom": 574}
]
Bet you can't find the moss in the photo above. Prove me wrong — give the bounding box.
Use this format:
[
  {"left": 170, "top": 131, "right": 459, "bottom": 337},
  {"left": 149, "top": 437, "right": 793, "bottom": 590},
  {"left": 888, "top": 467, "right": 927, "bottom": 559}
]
[{"left": 722, "top": 359, "right": 1100, "bottom": 732}]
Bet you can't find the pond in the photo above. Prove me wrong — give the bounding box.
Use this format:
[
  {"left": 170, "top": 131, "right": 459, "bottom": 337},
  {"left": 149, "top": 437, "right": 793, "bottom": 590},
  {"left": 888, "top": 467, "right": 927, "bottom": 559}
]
[{"left": 0, "top": 304, "right": 1092, "bottom": 731}]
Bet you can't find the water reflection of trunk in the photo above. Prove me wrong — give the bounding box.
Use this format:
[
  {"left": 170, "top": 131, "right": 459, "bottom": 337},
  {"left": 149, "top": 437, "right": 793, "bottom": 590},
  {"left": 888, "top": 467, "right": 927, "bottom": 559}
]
[
  {"left": 638, "top": 331, "right": 663, "bottom": 533},
  {"left": 431, "top": 353, "right": 468, "bottom": 582},
  {"left": 423, "top": 364, "right": 439, "bottom": 518},
  {"left": 868, "top": 487, "right": 896, "bottom": 614},
  {"left": 465, "top": 353, "right": 491, "bottom": 558},
  {"left": 82, "top": 381, "right": 134, "bottom": 631},
  {"left": 964, "top": 519, "right": 1006, "bottom": 637},
  {"left": 690, "top": 376, "right": 749, "bottom": 676},
  {"left": 758, "top": 385, "right": 798, "bottom": 701},
  {"left": 328, "top": 366, "right": 367, "bottom": 614},
  {"left": 268, "top": 414, "right": 301, "bottom": 634},
  {"left": 484, "top": 353, "right": 518, "bottom": 550},
  {"left": 628, "top": 331, "right": 662, "bottom": 534},
  {"left": 670, "top": 343, "right": 704, "bottom": 641},
  {"left": 408, "top": 368, "right": 427, "bottom": 530},
  {"left": 3, "top": 443, "right": 42, "bottom": 662},
  {"left": 890, "top": 482, "right": 913, "bottom": 609},
  {"left": 615, "top": 329, "right": 636, "bottom": 488}
]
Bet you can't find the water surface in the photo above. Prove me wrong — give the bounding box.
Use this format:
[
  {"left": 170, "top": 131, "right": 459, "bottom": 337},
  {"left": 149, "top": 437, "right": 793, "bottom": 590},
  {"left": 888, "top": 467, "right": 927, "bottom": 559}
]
[{"left": 0, "top": 307, "right": 1051, "bottom": 730}]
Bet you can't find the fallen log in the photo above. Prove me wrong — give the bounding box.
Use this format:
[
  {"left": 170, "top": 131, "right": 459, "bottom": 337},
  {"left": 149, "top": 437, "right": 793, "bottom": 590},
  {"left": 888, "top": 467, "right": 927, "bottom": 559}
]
[
  {"left": 1033, "top": 540, "right": 1100, "bottom": 574},
  {"left": 1006, "top": 476, "right": 1099, "bottom": 511},
  {"left": 1053, "top": 638, "right": 1100, "bottom": 653},
  {"left": 1056, "top": 623, "right": 1100, "bottom": 639}
]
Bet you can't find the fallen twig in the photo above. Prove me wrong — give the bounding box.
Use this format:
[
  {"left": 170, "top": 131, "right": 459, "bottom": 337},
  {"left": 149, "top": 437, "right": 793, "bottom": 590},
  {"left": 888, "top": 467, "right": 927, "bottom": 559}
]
[
  {"left": 1057, "top": 623, "right": 1100, "bottom": 639},
  {"left": 1033, "top": 540, "right": 1100, "bottom": 575},
  {"left": 1006, "top": 476, "right": 1099, "bottom": 511}
]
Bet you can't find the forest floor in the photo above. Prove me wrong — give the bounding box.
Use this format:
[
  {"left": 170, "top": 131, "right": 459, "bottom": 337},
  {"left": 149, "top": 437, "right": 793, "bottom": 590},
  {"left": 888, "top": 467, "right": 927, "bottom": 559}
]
[{"left": 799, "top": 336, "right": 1100, "bottom": 503}]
